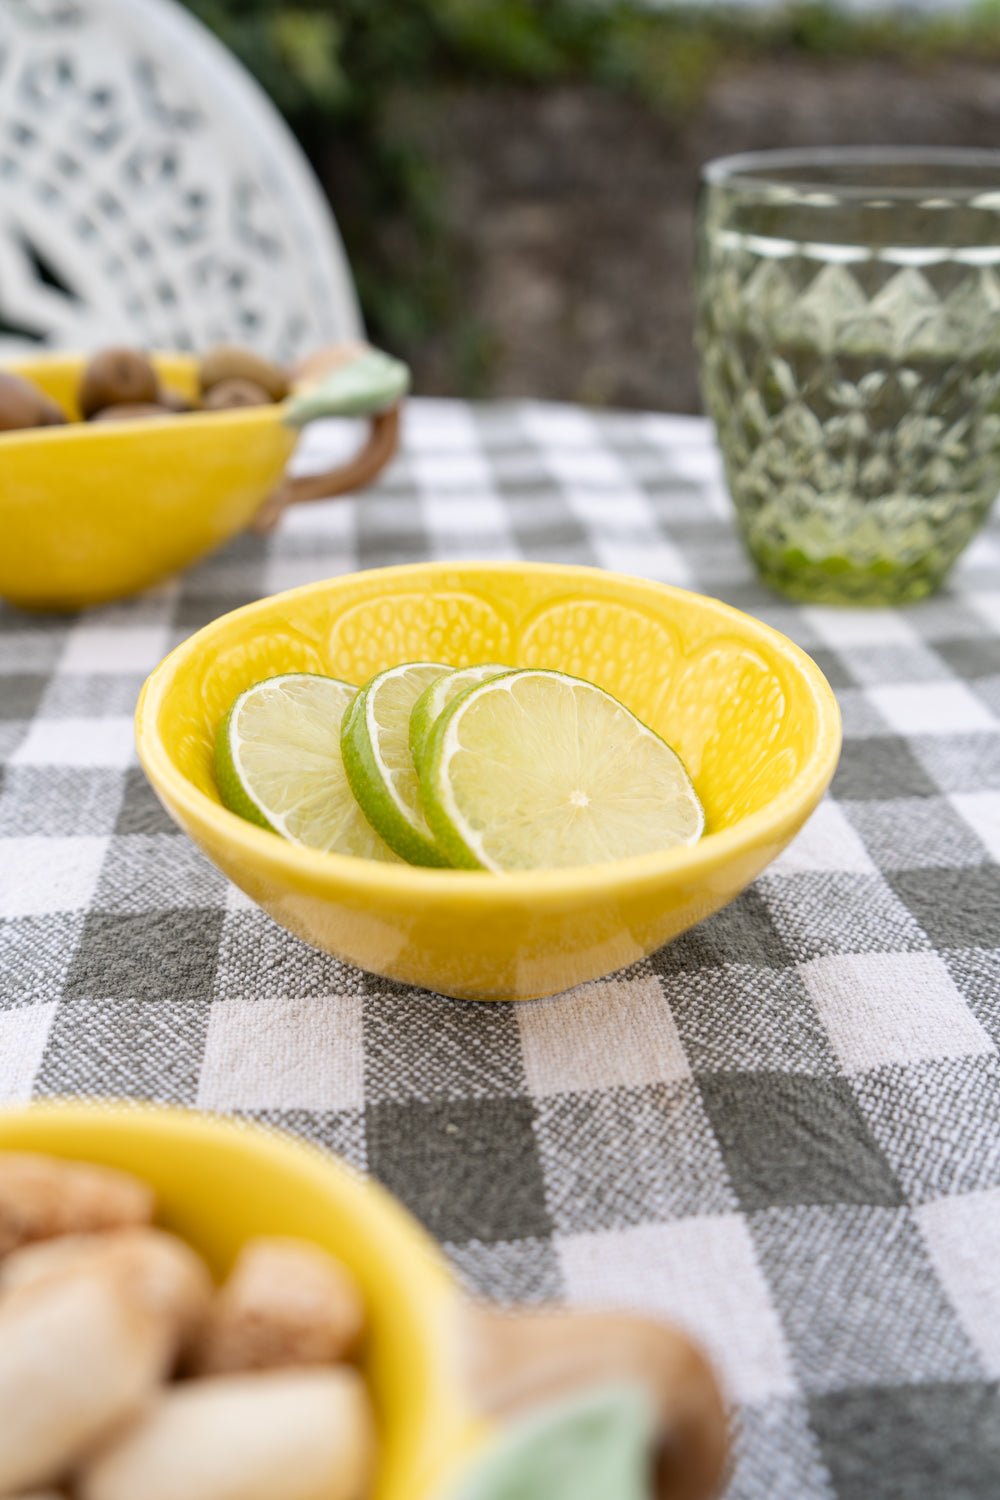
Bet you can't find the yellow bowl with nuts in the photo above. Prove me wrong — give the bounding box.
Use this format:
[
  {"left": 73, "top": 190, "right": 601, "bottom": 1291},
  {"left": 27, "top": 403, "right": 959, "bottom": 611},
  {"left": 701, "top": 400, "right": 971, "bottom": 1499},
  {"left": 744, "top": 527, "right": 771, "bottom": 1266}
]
[
  {"left": 136, "top": 560, "right": 841, "bottom": 1001},
  {"left": 0, "top": 1103, "right": 727, "bottom": 1500},
  {"left": 0, "top": 346, "right": 406, "bottom": 612}
]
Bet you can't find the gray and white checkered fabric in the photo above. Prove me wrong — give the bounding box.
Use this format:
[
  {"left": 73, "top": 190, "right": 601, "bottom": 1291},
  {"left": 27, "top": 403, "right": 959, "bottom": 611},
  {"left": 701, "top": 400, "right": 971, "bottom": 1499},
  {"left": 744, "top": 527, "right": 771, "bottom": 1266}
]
[{"left": 2, "top": 399, "right": 999, "bottom": 1498}]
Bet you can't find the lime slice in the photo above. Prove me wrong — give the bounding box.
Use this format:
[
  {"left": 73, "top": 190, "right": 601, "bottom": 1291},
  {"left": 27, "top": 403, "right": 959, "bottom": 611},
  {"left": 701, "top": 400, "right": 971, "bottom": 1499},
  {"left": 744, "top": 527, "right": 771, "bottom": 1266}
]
[
  {"left": 214, "top": 673, "right": 398, "bottom": 861},
  {"left": 420, "top": 669, "right": 704, "bottom": 871},
  {"left": 340, "top": 662, "right": 452, "bottom": 866},
  {"left": 409, "top": 663, "right": 515, "bottom": 771}
]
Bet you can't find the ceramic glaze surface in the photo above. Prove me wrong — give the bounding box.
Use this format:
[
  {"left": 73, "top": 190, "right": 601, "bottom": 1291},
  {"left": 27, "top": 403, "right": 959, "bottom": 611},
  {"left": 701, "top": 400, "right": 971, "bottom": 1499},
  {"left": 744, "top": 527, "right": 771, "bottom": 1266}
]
[
  {"left": 0, "top": 353, "right": 295, "bottom": 610},
  {"left": 0, "top": 1104, "right": 472, "bottom": 1500},
  {"left": 136, "top": 562, "right": 842, "bottom": 1000}
]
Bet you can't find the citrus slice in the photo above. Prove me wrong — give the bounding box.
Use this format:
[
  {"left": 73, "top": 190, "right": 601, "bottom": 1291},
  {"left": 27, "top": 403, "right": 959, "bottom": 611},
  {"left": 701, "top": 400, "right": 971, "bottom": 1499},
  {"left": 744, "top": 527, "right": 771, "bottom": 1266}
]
[
  {"left": 409, "top": 663, "right": 515, "bottom": 771},
  {"left": 340, "top": 661, "right": 452, "bottom": 866},
  {"left": 214, "top": 673, "right": 398, "bottom": 861},
  {"left": 420, "top": 669, "right": 704, "bottom": 871}
]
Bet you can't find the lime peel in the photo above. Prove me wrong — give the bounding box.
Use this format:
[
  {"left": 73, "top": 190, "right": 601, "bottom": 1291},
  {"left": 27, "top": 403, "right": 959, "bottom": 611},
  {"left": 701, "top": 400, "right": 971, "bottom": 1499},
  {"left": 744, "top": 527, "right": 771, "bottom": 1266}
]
[{"left": 341, "top": 661, "right": 452, "bottom": 867}]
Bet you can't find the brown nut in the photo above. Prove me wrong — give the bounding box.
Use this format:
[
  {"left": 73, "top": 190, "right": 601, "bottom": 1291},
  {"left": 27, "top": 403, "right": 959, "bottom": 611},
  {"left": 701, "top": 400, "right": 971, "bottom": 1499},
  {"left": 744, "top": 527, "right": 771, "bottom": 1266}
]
[
  {"left": 0, "top": 371, "right": 50, "bottom": 432},
  {"left": 79, "top": 1369, "right": 375, "bottom": 1500},
  {"left": 90, "top": 402, "right": 172, "bottom": 422},
  {"left": 199, "top": 344, "right": 289, "bottom": 401},
  {"left": 0, "top": 1151, "right": 154, "bottom": 1257},
  {"left": 201, "top": 377, "right": 271, "bottom": 411},
  {"left": 292, "top": 342, "right": 368, "bottom": 387},
  {"left": 2, "top": 1227, "right": 213, "bottom": 1368},
  {"left": 159, "top": 386, "right": 196, "bottom": 413},
  {"left": 37, "top": 396, "right": 68, "bottom": 426},
  {"left": 79, "top": 348, "right": 159, "bottom": 419},
  {"left": 191, "top": 1236, "right": 365, "bottom": 1376}
]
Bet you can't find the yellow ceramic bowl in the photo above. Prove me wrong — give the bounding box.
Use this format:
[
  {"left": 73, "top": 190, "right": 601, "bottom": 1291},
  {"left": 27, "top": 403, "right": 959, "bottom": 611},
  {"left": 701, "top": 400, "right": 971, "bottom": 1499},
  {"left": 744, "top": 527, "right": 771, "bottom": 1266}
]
[
  {"left": 0, "top": 1102, "right": 479, "bottom": 1500},
  {"left": 0, "top": 352, "right": 398, "bottom": 612},
  {"left": 0, "top": 1103, "right": 729, "bottom": 1499},
  {"left": 136, "top": 562, "right": 841, "bottom": 1001}
]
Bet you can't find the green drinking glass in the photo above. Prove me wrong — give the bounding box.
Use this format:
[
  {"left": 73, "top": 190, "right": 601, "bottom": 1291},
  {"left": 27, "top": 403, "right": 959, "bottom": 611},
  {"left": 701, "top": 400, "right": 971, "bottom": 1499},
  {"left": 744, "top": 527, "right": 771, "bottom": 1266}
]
[{"left": 696, "top": 148, "right": 1000, "bottom": 605}]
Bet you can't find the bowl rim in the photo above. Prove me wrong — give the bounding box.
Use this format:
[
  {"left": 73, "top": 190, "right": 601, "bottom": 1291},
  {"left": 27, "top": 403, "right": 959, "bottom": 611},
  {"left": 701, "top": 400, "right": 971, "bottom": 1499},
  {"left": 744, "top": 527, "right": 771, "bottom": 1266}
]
[
  {"left": 0, "top": 403, "right": 286, "bottom": 450},
  {"left": 136, "top": 561, "right": 842, "bottom": 901},
  {"left": 0, "top": 1097, "right": 455, "bottom": 1279},
  {"left": 701, "top": 145, "right": 1000, "bottom": 201}
]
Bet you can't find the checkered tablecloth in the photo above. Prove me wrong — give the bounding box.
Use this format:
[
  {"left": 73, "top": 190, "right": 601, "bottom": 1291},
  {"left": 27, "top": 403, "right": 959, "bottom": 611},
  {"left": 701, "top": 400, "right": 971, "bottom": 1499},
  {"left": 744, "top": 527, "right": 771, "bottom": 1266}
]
[{"left": 2, "top": 399, "right": 999, "bottom": 1497}]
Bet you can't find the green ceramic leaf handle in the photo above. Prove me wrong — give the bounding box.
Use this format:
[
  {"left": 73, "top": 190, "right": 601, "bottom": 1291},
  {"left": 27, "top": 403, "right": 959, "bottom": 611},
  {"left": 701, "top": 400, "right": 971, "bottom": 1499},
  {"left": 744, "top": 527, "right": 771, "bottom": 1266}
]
[
  {"left": 284, "top": 344, "right": 410, "bottom": 427},
  {"left": 253, "top": 343, "right": 410, "bottom": 529},
  {"left": 460, "top": 1306, "right": 728, "bottom": 1500},
  {"left": 450, "top": 1382, "right": 658, "bottom": 1500}
]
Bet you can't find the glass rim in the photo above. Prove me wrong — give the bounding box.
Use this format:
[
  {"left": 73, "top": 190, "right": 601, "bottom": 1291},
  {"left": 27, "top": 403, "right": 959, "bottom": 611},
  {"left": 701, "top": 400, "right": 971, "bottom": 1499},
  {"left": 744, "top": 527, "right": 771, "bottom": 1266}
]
[{"left": 701, "top": 147, "right": 1000, "bottom": 201}]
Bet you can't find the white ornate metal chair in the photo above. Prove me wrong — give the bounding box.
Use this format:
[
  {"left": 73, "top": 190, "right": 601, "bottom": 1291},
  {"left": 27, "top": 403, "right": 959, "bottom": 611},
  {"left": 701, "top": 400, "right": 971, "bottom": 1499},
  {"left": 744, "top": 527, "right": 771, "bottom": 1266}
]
[{"left": 0, "top": 0, "right": 363, "bottom": 359}]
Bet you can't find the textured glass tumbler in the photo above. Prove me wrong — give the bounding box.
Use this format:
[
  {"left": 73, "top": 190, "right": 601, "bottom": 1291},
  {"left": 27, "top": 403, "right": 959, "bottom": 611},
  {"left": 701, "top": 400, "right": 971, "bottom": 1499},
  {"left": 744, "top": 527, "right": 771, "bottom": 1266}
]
[{"left": 696, "top": 149, "right": 1000, "bottom": 605}]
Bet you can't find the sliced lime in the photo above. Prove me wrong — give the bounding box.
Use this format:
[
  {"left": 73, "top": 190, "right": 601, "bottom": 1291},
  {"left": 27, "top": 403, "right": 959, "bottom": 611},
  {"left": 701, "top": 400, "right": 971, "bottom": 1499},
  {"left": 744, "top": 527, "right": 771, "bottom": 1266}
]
[
  {"left": 409, "top": 663, "right": 515, "bottom": 771},
  {"left": 420, "top": 669, "right": 704, "bottom": 871},
  {"left": 340, "top": 661, "right": 452, "bottom": 866},
  {"left": 214, "top": 673, "right": 398, "bottom": 861}
]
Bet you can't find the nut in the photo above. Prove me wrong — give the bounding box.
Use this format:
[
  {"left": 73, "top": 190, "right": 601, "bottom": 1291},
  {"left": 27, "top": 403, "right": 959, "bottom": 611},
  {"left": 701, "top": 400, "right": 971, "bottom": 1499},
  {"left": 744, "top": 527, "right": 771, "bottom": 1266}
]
[
  {"left": 191, "top": 1236, "right": 365, "bottom": 1376},
  {"left": 199, "top": 345, "right": 289, "bottom": 402},
  {"left": 201, "top": 378, "right": 272, "bottom": 411},
  {"left": 159, "top": 387, "right": 196, "bottom": 413},
  {"left": 79, "top": 1369, "right": 374, "bottom": 1500},
  {"left": 3, "top": 1227, "right": 213, "bottom": 1368},
  {"left": 0, "top": 372, "right": 49, "bottom": 432},
  {"left": 0, "top": 1266, "right": 166, "bottom": 1493},
  {"left": 37, "top": 395, "right": 68, "bottom": 426},
  {"left": 90, "top": 402, "right": 172, "bottom": 422},
  {"left": 292, "top": 343, "right": 369, "bottom": 387},
  {"left": 0, "top": 1152, "right": 154, "bottom": 1257},
  {"left": 79, "top": 348, "right": 159, "bottom": 419}
]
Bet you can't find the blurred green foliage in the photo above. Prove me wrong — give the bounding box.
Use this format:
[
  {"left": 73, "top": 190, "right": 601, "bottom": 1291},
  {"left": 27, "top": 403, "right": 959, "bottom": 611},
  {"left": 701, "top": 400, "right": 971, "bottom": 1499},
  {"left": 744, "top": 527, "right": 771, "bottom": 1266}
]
[
  {"left": 181, "top": 1, "right": 1000, "bottom": 377},
  {"left": 185, "top": 2, "right": 1000, "bottom": 114}
]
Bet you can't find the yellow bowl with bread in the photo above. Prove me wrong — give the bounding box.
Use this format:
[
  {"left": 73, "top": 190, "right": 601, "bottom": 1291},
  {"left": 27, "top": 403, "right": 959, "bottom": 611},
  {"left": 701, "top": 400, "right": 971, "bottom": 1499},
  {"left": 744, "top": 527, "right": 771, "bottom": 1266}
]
[
  {"left": 0, "top": 348, "right": 403, "bottom": 612},
  {"left": 0, "top": 1102, "right": 727, "bottom": 1500},
  {"left": 135, "top": 561, "right": 841, "bottom": 1001}
]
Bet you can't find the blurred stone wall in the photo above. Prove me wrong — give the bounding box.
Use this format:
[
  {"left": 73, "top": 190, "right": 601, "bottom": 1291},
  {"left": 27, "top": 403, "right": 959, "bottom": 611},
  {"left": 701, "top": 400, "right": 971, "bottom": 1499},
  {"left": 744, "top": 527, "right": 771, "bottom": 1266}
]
[{"left": 343, "top": 57, "right": 1000, "bottom": 412}]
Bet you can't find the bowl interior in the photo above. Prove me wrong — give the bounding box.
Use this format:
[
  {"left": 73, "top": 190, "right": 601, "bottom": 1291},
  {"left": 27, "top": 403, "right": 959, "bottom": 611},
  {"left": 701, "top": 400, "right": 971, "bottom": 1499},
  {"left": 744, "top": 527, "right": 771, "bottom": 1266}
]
[
  {"left": 0, "top": 1105, "right": 463, "bottom": 1500},
  {"left": 5, "top": 352, "right": 201, "bottom": 419},
  {"left": 153, "top": 562, "right": 830, "bottom": 846}
]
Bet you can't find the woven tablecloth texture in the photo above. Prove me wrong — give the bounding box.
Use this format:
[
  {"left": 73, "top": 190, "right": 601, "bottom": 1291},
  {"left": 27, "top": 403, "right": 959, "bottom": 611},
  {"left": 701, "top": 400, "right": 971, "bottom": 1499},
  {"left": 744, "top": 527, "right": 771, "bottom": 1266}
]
[{"left": 2, "top": 399, "right": 1000, "bottom": 1497}]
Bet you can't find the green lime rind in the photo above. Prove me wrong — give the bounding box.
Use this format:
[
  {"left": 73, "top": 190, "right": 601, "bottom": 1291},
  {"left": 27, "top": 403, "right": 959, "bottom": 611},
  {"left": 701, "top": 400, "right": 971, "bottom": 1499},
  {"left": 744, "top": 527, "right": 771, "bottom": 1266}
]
[
  {"left": 409, "top": 663, "right": 516, "bottom": 772},
  {"left": 420, "top": 668, "right": 704, "bottom": 873},
  {"left": 340, "top": 664, "right": 452, "bottom": 867},
  {"left": 214, "top": 672, "right": 398, "bottom": 861}
]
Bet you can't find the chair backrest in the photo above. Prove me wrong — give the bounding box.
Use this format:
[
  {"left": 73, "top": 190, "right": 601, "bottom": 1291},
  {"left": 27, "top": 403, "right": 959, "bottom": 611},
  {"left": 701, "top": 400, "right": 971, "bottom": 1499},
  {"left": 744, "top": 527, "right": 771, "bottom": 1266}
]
[{"left": 0, "top": 0, "right": 363, "bottom": 359}]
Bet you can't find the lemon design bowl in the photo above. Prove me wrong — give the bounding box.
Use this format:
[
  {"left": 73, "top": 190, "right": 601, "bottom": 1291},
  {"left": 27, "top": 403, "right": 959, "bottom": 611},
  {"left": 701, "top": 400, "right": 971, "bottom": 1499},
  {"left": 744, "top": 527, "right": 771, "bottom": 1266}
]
[
  {"left": 0, "top": 350, "right": 401, "bottom": 611},
  {"left": 0, "top": 1103, "right": 727, "bottom": 1500},
  {"left": 136, "top": 562, "right": 841, "bottom": 1001}
]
